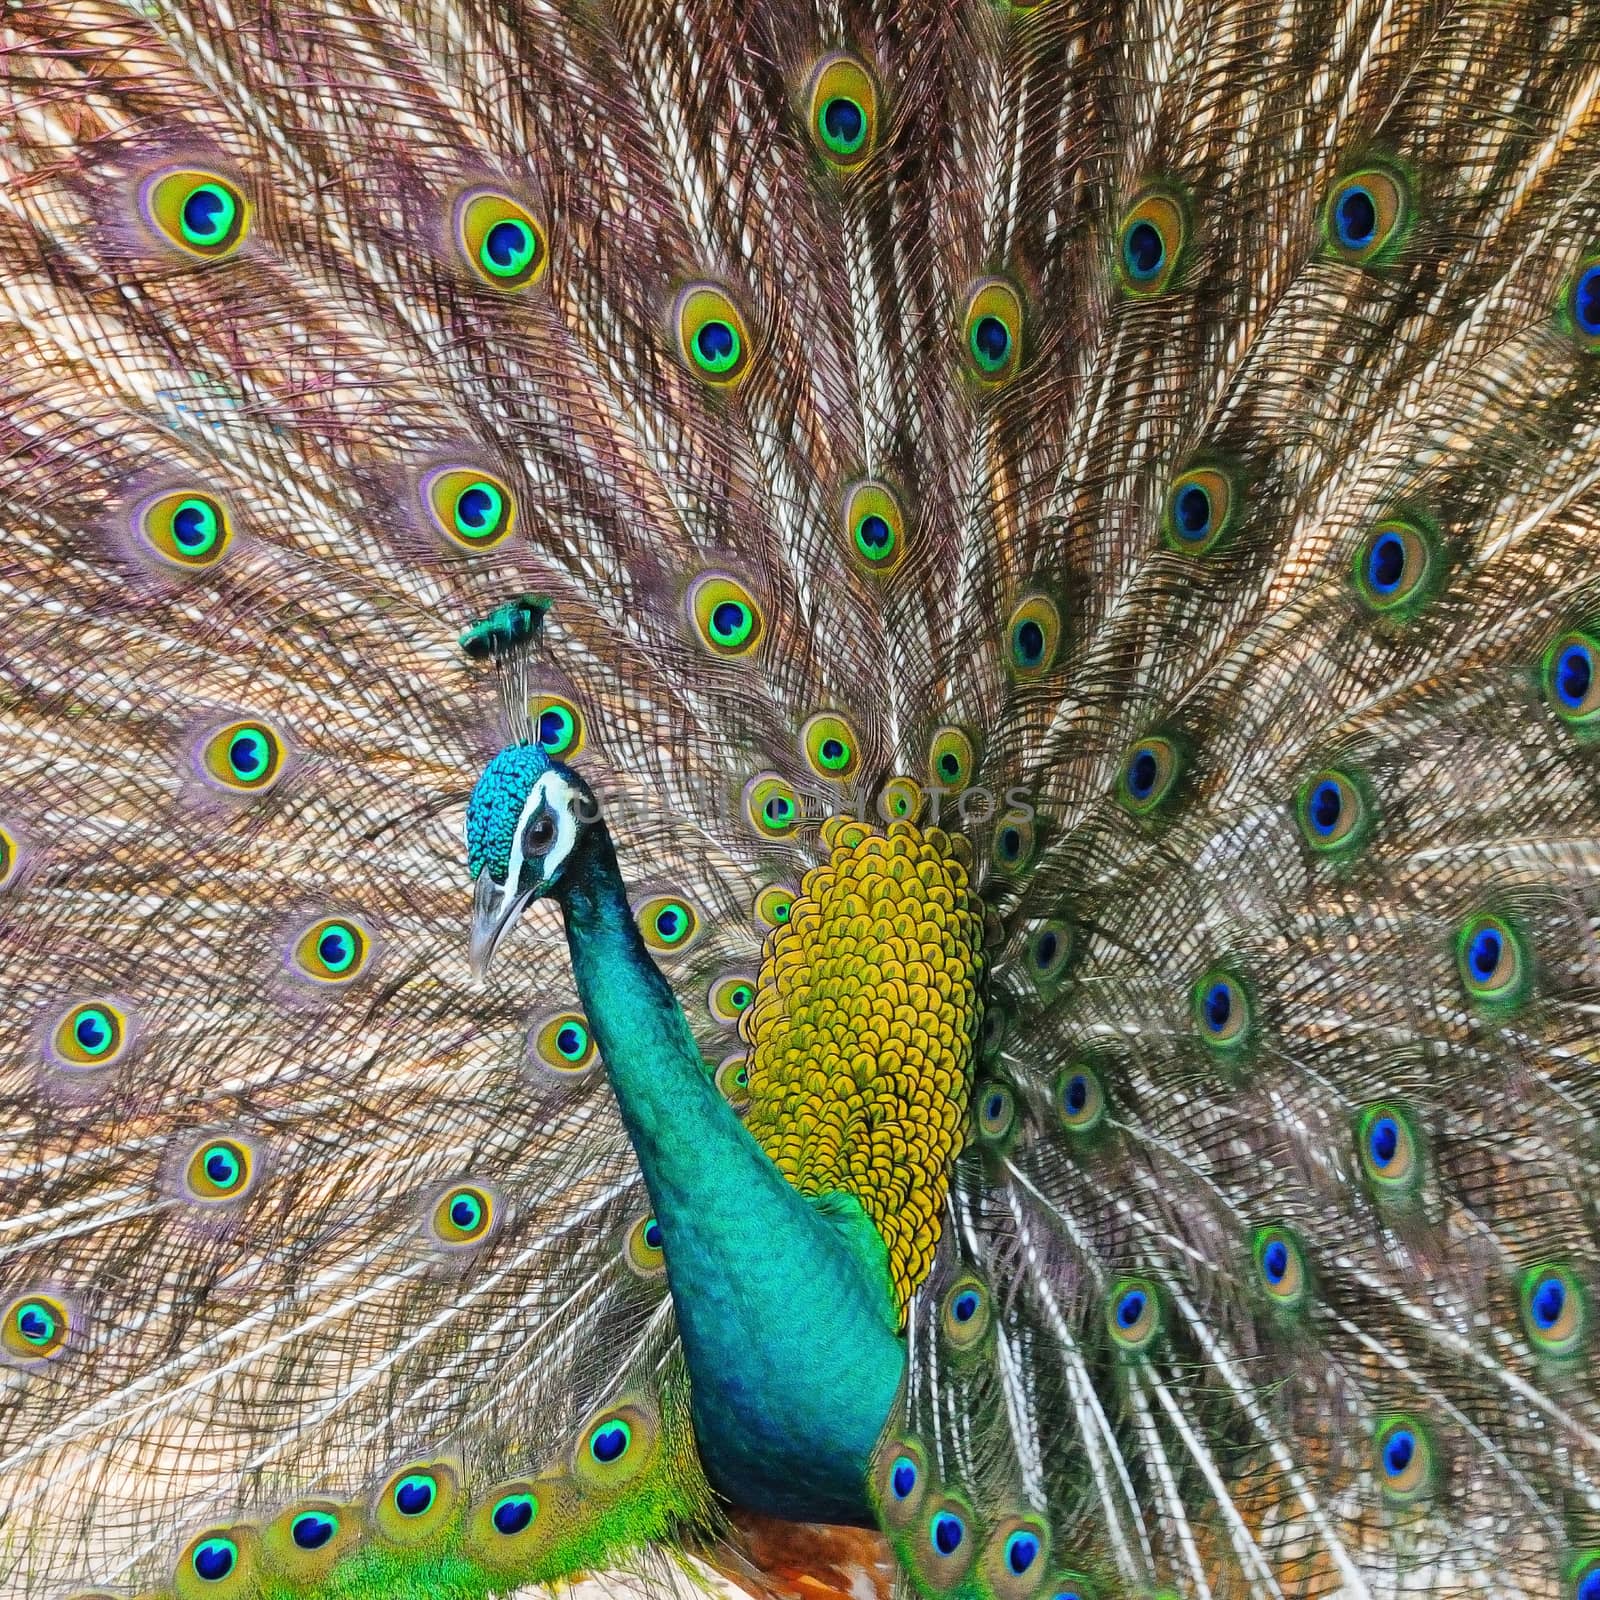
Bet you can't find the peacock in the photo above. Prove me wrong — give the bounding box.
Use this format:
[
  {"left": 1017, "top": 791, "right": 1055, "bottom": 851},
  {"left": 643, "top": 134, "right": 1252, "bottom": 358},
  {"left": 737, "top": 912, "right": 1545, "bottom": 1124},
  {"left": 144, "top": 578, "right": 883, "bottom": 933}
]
[{"left": 8, "top": 0, "right": 1600, "bottom": 1596}]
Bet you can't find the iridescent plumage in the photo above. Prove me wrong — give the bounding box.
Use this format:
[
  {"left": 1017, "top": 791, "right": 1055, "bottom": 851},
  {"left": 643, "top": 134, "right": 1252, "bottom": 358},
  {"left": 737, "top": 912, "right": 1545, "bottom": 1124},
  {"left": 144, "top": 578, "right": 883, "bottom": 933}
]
[{"left": 7, "top": 1, "right": 1600, "bottom": 1598}]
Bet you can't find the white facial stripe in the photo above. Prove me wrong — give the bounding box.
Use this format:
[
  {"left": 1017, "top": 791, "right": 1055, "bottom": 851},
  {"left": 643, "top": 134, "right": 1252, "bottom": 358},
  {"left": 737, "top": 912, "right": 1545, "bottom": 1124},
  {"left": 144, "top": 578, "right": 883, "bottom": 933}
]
[{"left": 503, "top": 770, "right": 583, "bottom": 890}]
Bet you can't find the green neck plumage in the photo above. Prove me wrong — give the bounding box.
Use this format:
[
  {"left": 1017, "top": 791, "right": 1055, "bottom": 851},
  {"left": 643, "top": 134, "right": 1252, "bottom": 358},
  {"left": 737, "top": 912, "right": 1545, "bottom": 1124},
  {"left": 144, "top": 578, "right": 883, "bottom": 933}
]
[{"left": 553, "top": 822, "right": 906, "bottom": 1525}]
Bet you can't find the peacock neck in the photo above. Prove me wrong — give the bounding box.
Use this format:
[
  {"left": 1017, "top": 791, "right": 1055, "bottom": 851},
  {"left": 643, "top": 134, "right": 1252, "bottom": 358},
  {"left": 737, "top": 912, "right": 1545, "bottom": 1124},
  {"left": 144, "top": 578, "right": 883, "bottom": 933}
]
[{"left": 554, "top": 824, "right": 906, "bottom": 1525}]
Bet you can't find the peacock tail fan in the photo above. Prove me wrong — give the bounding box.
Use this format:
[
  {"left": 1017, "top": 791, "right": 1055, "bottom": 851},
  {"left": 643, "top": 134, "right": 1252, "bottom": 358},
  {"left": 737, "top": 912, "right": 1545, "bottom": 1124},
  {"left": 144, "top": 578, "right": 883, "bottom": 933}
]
[{"left": 4, "top": 0, "right": 1600, "bottom": 1598}]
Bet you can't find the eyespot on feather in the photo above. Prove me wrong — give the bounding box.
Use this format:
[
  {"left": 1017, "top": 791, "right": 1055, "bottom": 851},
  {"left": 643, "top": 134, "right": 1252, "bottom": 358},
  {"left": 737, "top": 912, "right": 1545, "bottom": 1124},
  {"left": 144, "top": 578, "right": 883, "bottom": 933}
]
[
  {"left": 753, "top": 883, "right": 796, "bottom": 930},
  {"left": 745, "top": 773, "right": 803, "bottom": 840},
  {"left": 1192, "top": 969, "right": 1251, "bottom": 1050},
  {"left": 1106, "top": 1277, "right": 1161, "bottom": 1356},
  {"left": 715, "top": 1052, "right": 752, "bottom": 1112},
  {"left": 708, "top": 973, "right": 756, "bottom": 1025},
  {"left": 1252, "top": 1225, "right": 1309, "bottom": 1312},
  {"left": 625, "top": 1214, "right": 666, "bottom": 1276},
  {"left": 135, "top": 489, "right": 234, "bottom": 570},
  {"left": 183, "top": 1137, "right": 255, "bottom": 1203},
  {"left": 140, "top": 167, "right": 251, "bottom": 260},
  {"left": 878, "top": 776, "right": 924, "bottom": 824},
  {"left": 1544, "top": 631, "right": 1600, "bottom": 725},
  {"left": 1056, "top": 1065, "right": 1105, "bottom": 1134},
  {"left": 532, "top": 1011, "right": 599, "bottom": 1075},
  {"left": 198, "top": 719, "right": 287, "bottom": 794},
  {"left": 1116, "top": 736, "right": 1181, "bottom": 814},
  {"left": 1296, "top": 768, "right": 1370, "bottom": 854},
  {"left": 1373, "top": 1415, "right": 1433, "bottom": 1503},
  {"left": 1007, "top": 595, "right": 1061, "bottom": 677},
  {"left": 429, "top": 1184, "right": 496, "bottom": 1248},
  {"left": 2, "top": 1293, "right": 70, "bottom": 1361},
  {"left": 806, "top": 53, "right": 879, "bottom": 168},
  {"left": 1356, "top": 1102, "right": 1423, "bottom": 1201},
  {"left": 455, "top": 189, "right": 548, "bottom": 290},
  {"left": 974, "top": 1082, "right": 1017, "bottom": 1143},
  {"left": 927, "top": 726, "right": 976, "bottom": 789},
  {"left": 529, "top": 692, "right": 585, "bottom": 757},
  {"left": 262, "top": 1500, "right": 361, "bottom": 1582},
  {"left": 980, "top": 1517, "right": 1052, "bottom": 1600},
  {"left": 1323, "top": 165, "right": 1410, "bottom": 265},
  {"left": 941, "top": 1278, "right": 991, "bottom": 1349},
  {"left": 1455, "top": 913, "right": 1528, "bottom": 1009},
  {"left": 1520, "top": 1263, "right": 1586, "bottom": 1358},
  {"left": 844, "top": 481, "right": 908, "bottom": 572},
  {"left": 636, "top": 894, "right": 701, "bottom": 954},
  {"left": 872, "top": 1436, "right": 929, "bottom": 1527},
  {"left": 689, "top": 573, "right": 765, "bottom": 658},
  {"left": 1353, "top": 517, "right": 1436, "bottom": 615},
  {"left": 290, "top": 917, "right": 371, "bottom": 985},
  {"left": 421, "top": 466, "right": 517, "bottom": 551},
  {"left": 675, "top": 283, "right": 753, "bottom": 385},
  {"left": 574, "top": 1401, "right": 657, "bottom": 1488},
  {"left": 50, "top": 1000, "right": 129, "bottom": 1069},
  {"left": 175, "top": 1525, "right": 260, "bottom": 1599},
  {"left": 961, "top": 279, "right": 1024, "bottom": 385},
  {"left": 1116, "top": 187, "right": 1187, "bottom": 295},
  {"left": 374, "top": 1461, "right": 461, "bottom": 1545},
  {"left": 1162, "top": 466, "right": 1236, "bottom": 554},
  {"left": 801, "top": 712, "right": 862, "bottom": 780}
]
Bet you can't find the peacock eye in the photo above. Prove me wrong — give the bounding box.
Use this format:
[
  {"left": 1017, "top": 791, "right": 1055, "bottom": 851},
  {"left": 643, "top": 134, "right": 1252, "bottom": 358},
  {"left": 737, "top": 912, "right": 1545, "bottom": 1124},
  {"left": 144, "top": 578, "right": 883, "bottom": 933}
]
[
  {"left": 135, "top": 489, "right": 234, "bottom": 570},
  {"left": 140, "top": 167, "right": 251, "bottom": 260},
  {"left": 1116, "top": 187, "right": 1188, "bottom": 296},
  {"left": 675, "top": 283, "right": 753, "bottom": 385},
  {"left": 1323, "top": 166, "right": 1409, "bottom": 265},
  {"left": 961, "top": 279, "right": 1024, "bottom": 385},
  {"left": 806, "top": 54, "right": 879, "bottom": 168},
  {"left": 455, "top": 189, "right": 548, "bottom": 291}
]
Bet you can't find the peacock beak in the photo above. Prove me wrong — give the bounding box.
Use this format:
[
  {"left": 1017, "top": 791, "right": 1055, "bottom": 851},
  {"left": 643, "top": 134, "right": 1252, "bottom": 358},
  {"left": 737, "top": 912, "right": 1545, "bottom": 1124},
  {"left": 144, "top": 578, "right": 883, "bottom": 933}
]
[{"left": 469, "top": 870, "right": 536, "bottom": 980}]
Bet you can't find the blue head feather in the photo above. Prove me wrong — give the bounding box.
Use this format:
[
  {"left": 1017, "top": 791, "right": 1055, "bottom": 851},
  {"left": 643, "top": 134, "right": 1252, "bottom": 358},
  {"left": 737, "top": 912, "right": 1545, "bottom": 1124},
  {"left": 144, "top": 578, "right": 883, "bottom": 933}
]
[{"left": 466, "top": 743, "right": 551, "bottom": 882}]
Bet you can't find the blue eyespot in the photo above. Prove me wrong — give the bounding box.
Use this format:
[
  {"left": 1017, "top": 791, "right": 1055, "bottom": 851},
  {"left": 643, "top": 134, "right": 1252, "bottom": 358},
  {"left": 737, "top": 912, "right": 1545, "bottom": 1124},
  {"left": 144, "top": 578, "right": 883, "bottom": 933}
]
[
  {"left": 451, "top": 1197, "right": 478, "bottom": 1229},
  {"left": 1123, "top": 219, "right": 1165, "bottom": 281},
  {"left": 76, "top": 1014, "right": 108, "bottom": 1051},
  {"left": 1382, "top": 1429, "right": 1415, "bottom": 1477},
  {"left": 972, "top": 315, "right": 1011, "bottom": 368},
  {"left": 1557, "top": 642, "right": 1594, "bottom": 708},
  {"left": 395, "top": 1474, "right": 436, "bottom": 1516},
  {"left": 953, "top": 1290, "right": 980, "bottom": 1323},
  {"left": 1306, "top": 779, "right": 1343, "bottom": 836},
  {"left": 891, "top": 1456, "right": 918, "bottom": 1499},
  {"left": 1065, "top": 1074, "right": 1088, "bottom": 1113},
  {"left": 644, "top": 1219, "right": 663, "bottom": 1249},
  {"left": 696, "top": 321, "right": 736, "bottom": 365},
  {"left": 1127, "top": 747, "right": 1158, "bottom": 800},
  {"left": 1173, "top": 483, "right": 1212, "bottom": 542},
  {"left": 1579, "top": 1564, "right": 1600, "bottom": 1600},
  {"left": 1261, "top": 1238, "right": 1290, "bottom": 1284},
  {"left": 1116, "top": 1289, "right": 1147, "bottom": 1329},
  {"left": 1202, "top": 982, "right": 1231, "bottom": 1032},
  {"left": 291, "top": 1513, "right": 337, "bottom": 1550},
  {"left": 183, "top": 187, "right": 228, "bottom": 241},
  {"left": 591, "top": 1421, "right": 630, "bottom": 1464},
  {"left": 931, "top": 1510, "right": 965, "bottom": 1556},
  {"left": 1334, "top": 185, "right": 1377, "bottom": 251},
  {"left": 1014, "top": 618, "right": 1045, "bottom": 666},
  {"left": 1366, "top": 530, "right": 1405, "bottom": 594},
  {"left": 857, "top": 514, "right": 892, "bottom": 553},
  {"left": 823, "top": 97, "right": 864, "bottom": 147},
  {"left": 492, "top": 1494, "right": 536, "bottom": 1535},
  {"left": 985, "top": 1092, "right": 1004, "bottom": 1120},
  {"left": 1532, "top": 1274, "right": 1567, "bottom": 1330},
  {"left": 193, "top": 1538, "right": 237, "bottom": 1582},
  {"left": 1577, "top": 265, "right": 1600, "bottom": 338},
  {"left": 1368, "top": 1115, "right": 1399, "bottom": 1169},
  {"left": 1005, "top": 1531, "right": 1040, "bottom": 1575},
  {"left": 1467, "top": 926, "right": 1503, "bottom": 983}
]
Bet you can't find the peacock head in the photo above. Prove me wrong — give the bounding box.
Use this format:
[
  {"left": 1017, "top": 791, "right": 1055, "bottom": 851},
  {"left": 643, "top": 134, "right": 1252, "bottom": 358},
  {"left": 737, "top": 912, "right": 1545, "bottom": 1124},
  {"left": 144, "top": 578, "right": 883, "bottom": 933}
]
[{"left": 466, "top": 742, "right": 598, "bottom": 976}]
